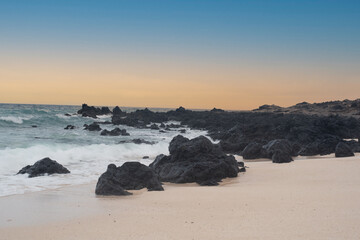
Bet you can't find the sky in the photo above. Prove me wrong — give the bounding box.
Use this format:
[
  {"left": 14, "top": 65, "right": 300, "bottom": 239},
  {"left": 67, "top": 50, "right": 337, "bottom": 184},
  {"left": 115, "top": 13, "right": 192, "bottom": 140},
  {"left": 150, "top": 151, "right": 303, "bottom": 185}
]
[{"left": 0, "top": 0, "right": 359, "bottom": 110}]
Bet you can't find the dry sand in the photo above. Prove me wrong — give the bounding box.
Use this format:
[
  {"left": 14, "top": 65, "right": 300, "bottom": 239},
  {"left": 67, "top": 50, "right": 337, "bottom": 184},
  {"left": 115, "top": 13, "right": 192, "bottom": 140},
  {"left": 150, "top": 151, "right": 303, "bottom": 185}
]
[{"left": 1, "top": 155, "right": 360, "bottom": 240}]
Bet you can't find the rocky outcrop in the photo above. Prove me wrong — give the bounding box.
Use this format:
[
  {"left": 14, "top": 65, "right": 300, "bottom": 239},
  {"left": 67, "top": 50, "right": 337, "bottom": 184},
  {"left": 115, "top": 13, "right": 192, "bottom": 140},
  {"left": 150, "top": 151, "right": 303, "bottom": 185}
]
[
  {"left": 101, "top": 128, "right": 129, "bottom": 136},
  {"left": 112, "top": 106, "right": 125, "bottom": 116},
  {"left": 149, "top": 135, "right": 240, "bottom": 185},
  {"left": 241, "top": 139, "right": 294, "bottom": 163},
  {"left": 77, "top": 104, "right": 112, "bottom": 118},
  {"left": 95, "top": 162, "right": 163, "bottom": 196},
  {"left": 17, "top": 157, "right": 70, "bottom": 178},
  {"left": 335, "top": 142, "right": 355, "bottom": 158}
]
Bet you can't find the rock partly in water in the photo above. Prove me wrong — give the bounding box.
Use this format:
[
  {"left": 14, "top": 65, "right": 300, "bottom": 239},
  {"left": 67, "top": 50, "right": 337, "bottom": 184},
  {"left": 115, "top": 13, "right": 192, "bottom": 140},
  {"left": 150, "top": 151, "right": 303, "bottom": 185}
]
[
  {"left": 95, "top": 162, "right": 163, "bottom": 196},
  {"left": 149, "top": 135, "right": 240, "bottom": 185},
  {"left": 335, "top": 142, "right": 355, "bottom": 158},
  {"left": 84, "top": 123, "right": 101, "bottom": 131},
  {"left": 119, "top": 138, "right": 156, "bottom": 145},
  {"left": 64, "top": 125, "right": 75, "bottom": 130},
  {"left": 150, "top": 124, "right": 159, "bottom": 130},
  {"left": 101, "top": 128, "right": 129, "bottom": 136},
  {"left": 77, "top": 104, "right": 112, "bottom": 118},
  {"left": 17, "top": 157, "right": 70, "bottom": 178}
]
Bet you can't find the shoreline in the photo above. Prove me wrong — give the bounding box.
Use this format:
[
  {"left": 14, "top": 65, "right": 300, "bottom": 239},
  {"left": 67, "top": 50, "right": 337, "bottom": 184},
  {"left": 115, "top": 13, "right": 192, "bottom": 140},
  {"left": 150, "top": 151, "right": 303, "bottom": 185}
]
[{"left": 1, "top": 156, "right": 360, "bottom": 239}]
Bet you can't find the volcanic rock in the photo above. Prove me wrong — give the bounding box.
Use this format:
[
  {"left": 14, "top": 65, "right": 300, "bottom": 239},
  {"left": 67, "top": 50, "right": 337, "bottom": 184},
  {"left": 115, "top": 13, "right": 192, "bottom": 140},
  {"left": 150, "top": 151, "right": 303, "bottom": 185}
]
[
  {"left": 149, "top": 135, "right": 239, "bottom": 185},
  {"left": 335, "top": 142, "right": 355, "bottom": 158},
  {"left": 17, "top": 157, "right": 70, "bottom": 178},
  {"left": 95, "top": 162, "right": 163, "bottom": 196}
]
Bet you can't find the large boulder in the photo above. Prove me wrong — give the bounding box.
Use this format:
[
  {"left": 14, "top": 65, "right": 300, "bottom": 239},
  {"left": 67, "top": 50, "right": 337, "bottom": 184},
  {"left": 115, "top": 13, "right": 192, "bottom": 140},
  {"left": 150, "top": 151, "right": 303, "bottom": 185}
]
[
  {"left": 95, "top": 162, "right": 163, "bottom": 196},
  {"left": 17, "top": 157, "right": 70, "bottom": 178},
  {"left": 335, "top": 142, "right": 355, "bottom": 158},
  {"left": 149, "top": 135, "right": 239, "bottom": 185}
]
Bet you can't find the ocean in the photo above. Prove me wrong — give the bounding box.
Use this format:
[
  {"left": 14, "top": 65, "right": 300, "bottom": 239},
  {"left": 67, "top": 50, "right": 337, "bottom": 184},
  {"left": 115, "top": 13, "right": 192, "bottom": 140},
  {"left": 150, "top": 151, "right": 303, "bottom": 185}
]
[{"left": 0, "top": 104, "right": 208, "bottom": 197}]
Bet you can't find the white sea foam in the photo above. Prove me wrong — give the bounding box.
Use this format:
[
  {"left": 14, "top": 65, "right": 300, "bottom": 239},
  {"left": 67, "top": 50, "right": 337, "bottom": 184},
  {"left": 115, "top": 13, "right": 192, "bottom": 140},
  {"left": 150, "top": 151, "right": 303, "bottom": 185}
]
[
  {"left": 0, "top": 116, "right": 33, "bottom": 124},
  {"left": 0, "top": 142, "right": 169, "bottom": 196},
  {"left": 0, "top": 104, "right": 210, "bottom": 197}
]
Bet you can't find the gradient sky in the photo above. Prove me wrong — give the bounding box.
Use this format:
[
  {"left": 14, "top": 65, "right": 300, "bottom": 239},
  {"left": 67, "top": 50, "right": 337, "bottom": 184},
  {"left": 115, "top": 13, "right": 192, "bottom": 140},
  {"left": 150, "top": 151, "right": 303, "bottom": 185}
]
[{"left": 0, "top": 0, "right": 359, "bottom": 110}]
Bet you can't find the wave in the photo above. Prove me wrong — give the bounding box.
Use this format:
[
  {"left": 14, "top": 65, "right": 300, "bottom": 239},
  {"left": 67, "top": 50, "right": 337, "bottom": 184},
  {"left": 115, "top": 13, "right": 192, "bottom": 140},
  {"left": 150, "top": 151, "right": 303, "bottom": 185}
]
[
  {"left": 0, "top": 116, "right": 34, "bottom": 124},
  {"left": 0, "top": 142, "right": 169, "bottom": 196}
]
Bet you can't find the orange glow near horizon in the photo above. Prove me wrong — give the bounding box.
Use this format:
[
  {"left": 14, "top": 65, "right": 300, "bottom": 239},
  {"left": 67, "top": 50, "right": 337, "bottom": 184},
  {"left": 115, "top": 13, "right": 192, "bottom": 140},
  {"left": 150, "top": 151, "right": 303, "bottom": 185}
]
[{"left": 1, "top": 54, "right": 359, "bottom": 110}]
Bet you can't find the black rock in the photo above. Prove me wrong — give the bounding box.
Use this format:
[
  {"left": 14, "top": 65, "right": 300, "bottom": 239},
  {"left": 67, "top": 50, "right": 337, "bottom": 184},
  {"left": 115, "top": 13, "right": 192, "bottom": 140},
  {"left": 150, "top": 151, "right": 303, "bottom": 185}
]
[
  {"left": 64, "top": 125, "right": 75, "bottom": 130},
  {"left": 298, "top": 142, "right": 319, "bottom": 156},
  {"left": 78, "top": 104, "right": 111, "bottom": 118},
  {"left": 17, "top": 157, "right": 70, "bottom": 178},
  {"left": 95, "top": 162, "right": 163, "bottom": 196},
  {"left": 238, "top": 167, "right": 246, "bottom": 172},
  {"left": 335, "top": 142, "right": 355, "bottom": 158},
  {"left": 237, "top": 161, "right": 245, "bottom": 168},
  {"left": 112, "top": 106, "right": 125, "bottom": 116},
  {"left": 298, "top": 136, "right": 341, "bottom": 156},
  {"left": 197, "top": 179, "right": 219, "bottom": 186},
  {"left": 64, "top": 113, "right": 71, "bottom": 117},
  {"left": 149, "top": 135, "right": 239, "bottom": 185},
  {"left": 119, "top": 138, "right": 156, "bottom": 145},
  {"left": 242, "top": 142, "right": 266, "bottom": 159},
  {"left": 31, "top": 125, "right": 37, "bottom": 128},
  {"left": 150, "top": 124, "right": 159, "bottom": 130},
  {"left": 101, "top": 128, "right": 129, "bottom": 136},
  {"left": 262, "top": 139, "right": 293, "bottom": 158},
  {"left": 210, "top": 108, "right": 225, "bottom": 113},
  {"left": 84, "top": 122, "right": 101, "bottom": 131},
  {"left": 179, "top": 129, "right": 186, "bottom": 133},
  {"left": 143, "top": 156, "right": 149, "bottom": 159},
  {"left": 175, "top": 106, "right": 186, "bottom": 113},
  {"left": 100, "top": 107, "right": 112, "bottom": 115},
  {"left": 272, "top": 150, "right": 293, "bottom": 163}
]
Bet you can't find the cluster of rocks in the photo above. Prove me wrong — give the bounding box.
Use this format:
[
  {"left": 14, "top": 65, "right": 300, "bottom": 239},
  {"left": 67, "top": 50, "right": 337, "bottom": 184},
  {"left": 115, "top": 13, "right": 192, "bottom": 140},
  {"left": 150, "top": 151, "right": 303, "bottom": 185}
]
[
  {"left": 149, "top": 135, "right": 241, "bottom": 185},
  {"left": 77, "top": 104, "right": 112, "bottom": 118},
  {"left": 76, "top": 103, "right": 360, "bottom": 160},
  {"left": 95, "top": 135, "right": 245, "bottom": 195},
  {"left": 17, "top": 135, "right": 246, "bottom": 197},
  {"left": 101, "top": 128, "right": 129, "bottom": 136}
]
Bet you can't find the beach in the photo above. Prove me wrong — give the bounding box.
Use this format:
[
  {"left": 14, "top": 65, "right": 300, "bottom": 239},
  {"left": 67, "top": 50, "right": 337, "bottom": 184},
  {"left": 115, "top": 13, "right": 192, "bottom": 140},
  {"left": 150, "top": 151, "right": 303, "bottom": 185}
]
[{"left": 1, "top": 155, "right": 359, "bottom": 240}]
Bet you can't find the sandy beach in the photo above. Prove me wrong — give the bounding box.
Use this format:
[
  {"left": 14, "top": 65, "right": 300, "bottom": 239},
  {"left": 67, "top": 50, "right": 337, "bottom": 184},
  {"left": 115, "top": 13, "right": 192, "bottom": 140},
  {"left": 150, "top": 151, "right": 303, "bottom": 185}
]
[{"left": 1, "top": 155, "right": 360, "bottom": 240}]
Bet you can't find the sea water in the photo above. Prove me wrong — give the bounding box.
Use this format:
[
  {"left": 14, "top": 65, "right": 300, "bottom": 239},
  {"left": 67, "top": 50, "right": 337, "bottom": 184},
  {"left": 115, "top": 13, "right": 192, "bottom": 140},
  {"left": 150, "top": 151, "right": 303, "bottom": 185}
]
[{"left": 0, "top": 104, "right": 208, "bottom": 196}]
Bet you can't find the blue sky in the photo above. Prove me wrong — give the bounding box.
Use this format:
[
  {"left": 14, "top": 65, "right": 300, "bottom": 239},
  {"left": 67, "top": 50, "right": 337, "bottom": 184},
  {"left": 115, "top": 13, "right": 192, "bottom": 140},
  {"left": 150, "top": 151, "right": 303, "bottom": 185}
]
[{"left": 0, "top": 0, "right": 359, "bottom": 109}]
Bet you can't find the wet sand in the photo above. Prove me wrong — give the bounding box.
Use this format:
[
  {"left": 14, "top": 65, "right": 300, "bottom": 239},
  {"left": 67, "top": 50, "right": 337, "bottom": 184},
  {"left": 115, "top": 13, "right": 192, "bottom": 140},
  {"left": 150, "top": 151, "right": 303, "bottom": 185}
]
[{"left": 1, "top": 156, "right": 360, "bottom": 240}]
